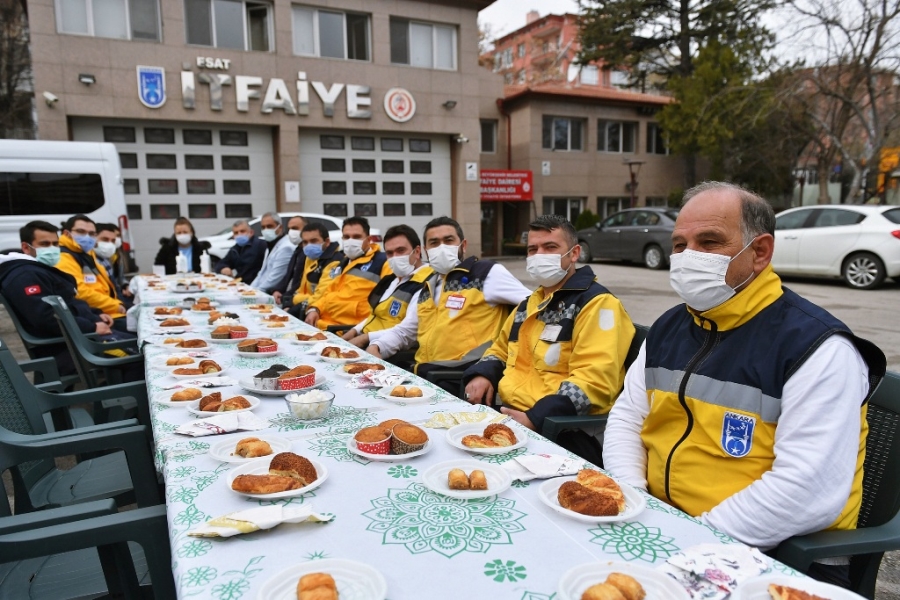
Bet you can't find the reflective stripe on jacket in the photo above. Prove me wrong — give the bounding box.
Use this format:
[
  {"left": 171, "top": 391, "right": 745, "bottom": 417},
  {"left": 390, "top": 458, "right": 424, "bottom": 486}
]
[{"left": 361, "top": 266, "right": 434, "bottom": 334}]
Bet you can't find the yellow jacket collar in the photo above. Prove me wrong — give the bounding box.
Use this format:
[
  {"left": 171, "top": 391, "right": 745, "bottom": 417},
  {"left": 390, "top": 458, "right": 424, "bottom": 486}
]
[
  {"left": 689, "top": 264, "right": 783, "bottom": 331},
  {"left": 59, "top": 234, "right": 84, "bottom": 254}
]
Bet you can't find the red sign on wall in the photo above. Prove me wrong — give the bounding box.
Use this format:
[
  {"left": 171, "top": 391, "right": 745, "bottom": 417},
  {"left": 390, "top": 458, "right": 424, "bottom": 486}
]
[{"left": 480, "top": 169, "right": 533, "bottom": 201}]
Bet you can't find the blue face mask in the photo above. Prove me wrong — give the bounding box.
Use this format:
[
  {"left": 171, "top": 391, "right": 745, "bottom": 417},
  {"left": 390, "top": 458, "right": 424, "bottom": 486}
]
[
  {"left": 303, "top": 244, "right": 324, "bottom": 259},
  {"left": 34, "top": 246, "right": 61, "bottom": 267},
  {"left": 234, "top": 235, "right": 250, "bottom": 247},
  {"left": 73, "top": 234, "right": 96, "bottom": 253}
]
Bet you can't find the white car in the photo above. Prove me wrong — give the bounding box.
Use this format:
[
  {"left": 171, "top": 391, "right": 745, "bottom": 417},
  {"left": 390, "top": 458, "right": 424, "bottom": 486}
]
[
  {"left": 198, "top": 212, "right": 382, "bottom": 262},
  {"left": 772, "top": 205, "right": 900, "bottom": 289}
]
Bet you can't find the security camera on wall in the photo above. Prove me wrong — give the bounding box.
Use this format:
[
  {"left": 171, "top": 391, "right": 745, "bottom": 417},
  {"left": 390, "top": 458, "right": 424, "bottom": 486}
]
[
  {"left": 43, "top": 91, "right": 59, "bottom": 106},
  {"left": 454, "top": 135, "right": 469, "bottom": 144}
]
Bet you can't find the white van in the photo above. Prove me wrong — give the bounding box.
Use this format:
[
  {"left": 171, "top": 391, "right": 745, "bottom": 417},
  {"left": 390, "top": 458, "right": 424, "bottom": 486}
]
[{"left": 0, "top": 140, "right": 133, "bottom": 267}]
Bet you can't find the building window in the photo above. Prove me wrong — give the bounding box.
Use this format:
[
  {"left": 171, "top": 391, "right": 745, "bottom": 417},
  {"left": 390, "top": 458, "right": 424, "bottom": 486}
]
[
  {"left": 382, "top": 160, "right": 404, "bottom": 173},
  {"left": 321, "top": 158, "right": 346, "bottom": 172},
  {"left": 185, "top": 0, "right": 272, "bottom": 51},
  {"left": 323, "top": 203, "right": 347, "bottom": 217},
  {"left": 581, "top": 65, "right": 600, "bottom": 86},
  {"left": 517, "top": 70, "right": 526, "bottom": 84},
  {"left": 148, "top": 179, "right": 178, "bottom": 194},
  {"left": 411, "top": 203, "right": 432, "bottom": 216},
  {"left": 320, "top": 135, "right": 344, "bottom": 150},
  {"left": 150, "top": 204, "right": 180, "bottom": 219},
  {"left": 411, "top": 182, "right": 432, "bottom": 195},
  {"left": 144, "top": 127, "right": 174, "bottom": 144},
  {"left": 323, "top": 181, "right": 346, "bottom": 195},
  {"left": 220, "top": 130, "right": 248, "bottom": 146},
  {"left": 409, "top": 139, "right": 431, "bottom": 152},
  {"left": 410, "top": 161, "right": 431, "bottom": 174},
  {"left": 354, "top": 203, "right": 377, "bottom": 216},
  {"left": 119, "top": 153, "right": 138, "bottom": 168},
  {"left": 353, "top": 181, "right": 376, "bottom": 195},
  {"left": 542, "top": 116, "right": 584, "bottom": 151},
  {"left": 222, "top": 155, "right": 250, "bottom": 170},
  {"left": 352, "top": 159, "right": 375, "bottom": 173},
  {"left": 383, "top": 182, "right": 405, "bottom": 195},
  {"left": 598, "top": 120, "right": 637, "bottom": 153},
  {"left": 187, "top": 179, "right": 216, "bottom": 194},
  {"left": 56, "top": 0, "right": 160, "bottom": 40},
  {"left": 185, "top": 155, "right": 214, "bottom": 169},
  {"left": 292, "top": 6, "right": 369, "bottom": 60},
  {"left": 647, "top": 123, "right": 668, "bottom": 155},
  {"left": 183, "top": 129, "right": 213, "bottom": 144},
  {"left": 103, "top": 126, "right": 135, "bottom": 143},
  {"left": 126, "top": 204, "right": 142, "bottom": 219},
  {"left": 225, "top": 203, "right": 252, "bottom": 218},
  {"left": 189, "top": 203, "right": 218, "bottom": 218},
  {"left": 146, "top": 153, "right": 177, "bottom": 169},
  {"left": 223, "top": 180, "right": 251, "bottom": 194},
  {"left": 517, "top": 42, "right": 525, "bottom": 58},
  {"left": 389, "top": 18, "right": 456, "bottom": 70},
  {"left": 384, "top": 203, "right": 405, "bottom": 216},
  {"left": 480, "top": 120, "right": 497, "bottom": 154},
  {"left": 381, "top": 138, "right": 403, "bottom": 152},
  {"left": 351, "top": 137, "right": 375, "bottom": 151},
  {"left": 123, "top": 179, "right": 140, "bottom": 194}
]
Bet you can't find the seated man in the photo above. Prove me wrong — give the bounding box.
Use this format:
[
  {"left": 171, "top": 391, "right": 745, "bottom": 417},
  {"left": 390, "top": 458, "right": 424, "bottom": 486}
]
[
  {"left": 251, "top": 213, "right": 304, "bottom": 294},
  {"left": 462, "top": 215, "right": 635, "bottom": 465},
  {"left": 603, "top": 182, "right": 885, "bottom": 582},
  {"left": 343, "top": 224, "right": 433, "bottom": 348},
  {"left": 0, "top": 221, "right": 119, "bottom": 376},
  {"left": 213, "top": 219, "right": 267, "bottom": 283},
  {"left": 94, "top": 223, "right": 132, "bottom": 308},
  {"left": 56, "top": 214, "right": 129, "bottom": 332},
  {"left": 305, "top": 217, "right": 391, "bottom": 330},
  {"left": 367, "top": 216, "right": 530, "bottom": 379},
  {"left": 275, "top": 222, "right": 344, "bottom": 317}
]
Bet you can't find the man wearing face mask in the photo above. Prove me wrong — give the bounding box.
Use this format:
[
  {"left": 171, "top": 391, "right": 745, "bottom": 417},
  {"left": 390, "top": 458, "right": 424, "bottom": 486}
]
[
  {"left": 367, "top": 216, "right": 529, "bottom": 381},
  {"left": 276, "top": 222, "right": 344, "bottom": 317},
  {"left": 213, "top": 219, "right": 267, "bottom": 283},
  {"left": 603, "top": 182, "right": 885, "bottom": 574},
  {"left": 94, "top": 223, "right": 133, "bottom": 308},
  {"left": 56, "top": 214, "right": 129, "bottom": 331},
  {"left": 271, "top": 216, "right": 311, "bottom": 306},
  {"left": 342, "top": 224, "right": 433, "bottom": 349},
  {"left": 305, "top": 216, "right": 391, "bottom": 329},
  {"left": 461, "top": 215, "right": 635, "bottom": 464},
  {"left": 250, "top": 213, "right": 302, "bottom": 294}
]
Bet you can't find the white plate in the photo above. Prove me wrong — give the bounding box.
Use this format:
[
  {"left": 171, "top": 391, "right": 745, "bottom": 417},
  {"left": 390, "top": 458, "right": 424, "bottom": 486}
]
[
  {"left": 319, "top": 354, "right": 364, "bottom": 364},
  {"left": 334, "top": 366, "right": 388, "bottom": 379},
  {"left": 734, "top": 576, "right": 865, "bottom": 599},
  {"left": 239, "top": 375, "right": 328, "bottom": 396},
  {"left": 558, "top": 561, "right": 691, "bottom": 600},
  {"left": 150, "top": 356, "right": 201, "bottom": 370},
  {"left": 168, "top": 285, "right": 205, "bottom": 293},
  {"left": 282, "top": 336, "right": 330, "bottom": 345},
  {"left": 186, "top": 395, "right": 260, "bottom": 417},
  {"left": 346, "top": 437, "right": 433, "bottom": 462},
  {"left": 149, "top": 340, "right": 212, "bottom": 352},
  {"left": 419, "top": 459, "right": 511, "bottom": 499},
  {"left": 169, "top": 367, "right": 227, "bottom": 380},
  {"left": 151, "top": 314, "right": 186, "bottom": 321},
  {"left": 203, "top": 336, "right": 244, "bottom": 345},
  {"left": 260, "top": 323, "right": 300, "bottom": 332},
  {"left": 258, "top": 559, "right": 386, "bottom": 600},
  {"left": 445, "top": 422, "right": 528, "bottom": 454},
  {"left": 152, "top": 391, "right": 203, "bottom": 407},
  {"left": 226, "top": 456, "right": 328, "bottom": 499},
  {"left": 235, "top": 348, "right": 282, "bottom": 357},
  {"left": 538, "top": 476, "right": 646, "bottom": 523},
  {"left": 376, "top": 385, "right": 436, "bottom": 402},
  {"left": 208, "top": 436, "right": 293, "bottom": 463},
  {"left": 151, "top": 326, "right": 193, "bottom": 334}
]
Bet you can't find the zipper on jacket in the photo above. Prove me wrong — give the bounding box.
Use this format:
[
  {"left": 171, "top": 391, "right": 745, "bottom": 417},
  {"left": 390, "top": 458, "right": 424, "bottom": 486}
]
[{"left": 664, "top": 317, "right": 719, "bottom": 502}]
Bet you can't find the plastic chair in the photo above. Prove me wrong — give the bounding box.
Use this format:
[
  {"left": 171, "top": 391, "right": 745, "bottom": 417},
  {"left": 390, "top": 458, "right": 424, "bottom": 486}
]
[
  {"left": 419, "top": 341, "right": 494, "bottom": 397},
  {"left": 0, "top": 499, "right": 175, "bottom": 599},
  {"left": 774, "top": 370, "right": 900, "bottom": 599},
  {"left": 542, "top": 324, "right": 650, "bottom": 443}
]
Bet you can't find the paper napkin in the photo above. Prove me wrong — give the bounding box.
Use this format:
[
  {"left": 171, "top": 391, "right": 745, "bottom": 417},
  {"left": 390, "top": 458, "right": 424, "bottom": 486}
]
[
  {"left": 163, "top": 376, "right": 237, "bottom": 389},
  {"left": 422, "top": 411, "right": 508, "bottom": 429},
  {"left": 175, "top": 412, "right": 269, "bottom": 437},
  {"left": 188, "top": 505, "right": 334, "bottom": 538},
  {"left": 347, "top": 371, "right": 408, "bottom": 389},
  {"left": 659, "top": 543, "right": 771, "bottom": 600},
  {"left": 501, "top": 453, "right": 583, "bottom": 481}
]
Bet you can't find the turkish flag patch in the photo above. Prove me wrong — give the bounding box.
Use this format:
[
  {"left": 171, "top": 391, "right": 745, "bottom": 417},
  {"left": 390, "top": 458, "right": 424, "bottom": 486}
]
[{"left": 24, "top": 285, "right": 41, "bottom": 296}]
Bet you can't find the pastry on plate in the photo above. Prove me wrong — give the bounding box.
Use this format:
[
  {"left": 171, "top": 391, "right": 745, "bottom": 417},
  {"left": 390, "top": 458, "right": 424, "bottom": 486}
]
[
  {"left": 172, "top": 367, "right": 202, "bottom": 376},
  {"left": 581, "top": 583, "right": 628, "bottom": 600},
  {"left": 389, "top": 385, "right": 407, "bottom": 397},
  {"left": 297, "top": 332, "right": 327, "bottom": 341},
  {"left": 344, "top": 362, "right": 385, "bottom": 374},
  {"left": 159, "top": 317, "right": 189, "bottom": 327},
  {"left": 404, "top": 386, "right": 423, "bottom": 398},
  {"left": 577, "top": 469, "right": 626, "bottom": 512},
  {"left": 604, "top": 573, "right": 645, "bottom": 600},
  {"left": 220, "top": 396, "right": 251, "bottom": 411},
  {"left": 171, "top": 388, "right": 203, "bottom": 402},
  {"left": 448, "top": 468, "right": 470, "bottom": 490},
  {"left": 297, "top": 572, "right": 337, "bottom": 600},
  {"left": 198, "top": 392, "right": 222, "bottom": 411},
  {"left": 767, "top": 584, "right": 828, "bottom": 600},
  {"left": 177, "top": 339, "right": 207, "bottom": 348},
  {"left": 198, "top": 360, "right": 222, "bottom": 373},
  {"left": 234, "top": 437, "right": 273, "bottom": 458},
  {"left": 484, "top": 423, "right": 517, "bottom": 446},
  {"left": 557, "top": 481, "right": 619, "bottom": 517},
  {"left": 268, "top": 452, "right": 317, "bottom": 485},
  {"left": 469, "top": 470, "right": 488, "bottom": 490},
  {"left": 320, "top": 346, "right": 343, "bottom": 358},
  {"left": 231, "top": 474, "right": 301, "bottom": 494},
  {"left": 461, "top": 435, "right": 499, "bottom": 448},
  {"left": 166, "top": 356, "right": 194, "bottom": 366}
]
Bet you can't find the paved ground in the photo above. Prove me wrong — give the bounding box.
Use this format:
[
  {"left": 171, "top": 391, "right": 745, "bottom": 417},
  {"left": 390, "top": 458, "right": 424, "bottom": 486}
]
[{"left": 1, "top": 260, "right": 898, "bottom": 596}]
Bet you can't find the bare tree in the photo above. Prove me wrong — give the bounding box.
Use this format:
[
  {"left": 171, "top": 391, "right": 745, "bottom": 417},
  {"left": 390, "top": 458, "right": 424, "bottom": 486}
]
[
  {"left": 0, "top": 0, "right": 34, "bottom": 139},
  {"left": 789, "top": 0, "right": 900, "bottom": 203}
]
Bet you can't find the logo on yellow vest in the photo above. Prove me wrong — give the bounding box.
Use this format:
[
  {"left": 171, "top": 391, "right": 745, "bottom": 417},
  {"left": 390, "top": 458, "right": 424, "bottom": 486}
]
[
  {"left": 389, "top": 300, "right": 401, "bottom": 317},
  {"left": 722, "top": 411, "right": 755, "bottom": 458}
]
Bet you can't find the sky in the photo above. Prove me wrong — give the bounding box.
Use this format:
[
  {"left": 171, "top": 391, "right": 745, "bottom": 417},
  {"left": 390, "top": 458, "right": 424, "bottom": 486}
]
[{"left": 478, "top": 0, "right": 580, "bottom": 41}]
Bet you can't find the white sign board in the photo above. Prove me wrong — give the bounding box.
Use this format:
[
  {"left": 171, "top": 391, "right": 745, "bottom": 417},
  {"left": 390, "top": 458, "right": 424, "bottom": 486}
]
[
  {"left": 465, "top": 162, "right": 478, "bottom": 181},
  {"left": 285, "top": 181, "right": 300, "bottom": 203},
  {"left": 542, "top": 161, "right": 551, "bottom": 176}
]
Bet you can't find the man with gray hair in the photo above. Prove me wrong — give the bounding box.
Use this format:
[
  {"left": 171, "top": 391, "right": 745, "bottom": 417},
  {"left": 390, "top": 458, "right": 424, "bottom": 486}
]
[
  {"left": 251, "top": 213, "right": 304, "bottom": 293},
  {"left": 603, "top": 182, "right": 885, "bottom": 584},
  {"left": 213, "top": 218, "right": 267, "bottom": 283}
]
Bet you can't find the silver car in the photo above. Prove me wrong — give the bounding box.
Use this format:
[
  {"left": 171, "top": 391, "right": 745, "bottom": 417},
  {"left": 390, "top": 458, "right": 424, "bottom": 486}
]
[{"left": 577, "top": 208, "right": 680, "bottom": 269}]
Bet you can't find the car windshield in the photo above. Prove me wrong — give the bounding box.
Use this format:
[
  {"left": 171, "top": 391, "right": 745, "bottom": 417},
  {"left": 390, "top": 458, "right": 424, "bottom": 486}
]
[{"left": 664, "top": 209, "right": 680, "bottom": 221}]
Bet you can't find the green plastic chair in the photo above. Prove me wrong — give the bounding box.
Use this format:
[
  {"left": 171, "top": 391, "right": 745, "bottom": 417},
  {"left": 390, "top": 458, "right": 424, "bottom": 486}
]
[
  {"left": 0, "top": 341, "right": 159, "bottom": 514},
  {"left": 0, "top": 499, "right": 176, "bottom": 599},
  {"left": 542, "top": 323, "right": 650, "bottom": 443},
  {"left": 774, "top": 370, "right": 900, "bottom": 599}
]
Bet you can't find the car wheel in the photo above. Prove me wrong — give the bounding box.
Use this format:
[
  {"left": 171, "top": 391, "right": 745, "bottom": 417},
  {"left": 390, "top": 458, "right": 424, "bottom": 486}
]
[
  {"left": 842, "top": 252, "right": 885, "bottom": 289},
  {"left": 643, "top": 244, "right": 665, "bottom": 270},
  {"left": 578, "top": 241, "right": 593, "bottom": 263}
]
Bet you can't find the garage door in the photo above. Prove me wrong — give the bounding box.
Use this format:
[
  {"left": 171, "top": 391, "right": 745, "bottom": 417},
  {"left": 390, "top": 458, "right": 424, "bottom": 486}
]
[
  {"left": 298, "top": 130, "right": 450, "bottom": 238},
  {"left": 71, "top": 118, "right": 275, "bottom": 270}
]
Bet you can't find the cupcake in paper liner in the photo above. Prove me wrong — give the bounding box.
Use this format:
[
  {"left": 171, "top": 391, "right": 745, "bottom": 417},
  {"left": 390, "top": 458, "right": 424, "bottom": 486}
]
[{"left": 390, "top": 423, "right": 428, "bottom": 454}]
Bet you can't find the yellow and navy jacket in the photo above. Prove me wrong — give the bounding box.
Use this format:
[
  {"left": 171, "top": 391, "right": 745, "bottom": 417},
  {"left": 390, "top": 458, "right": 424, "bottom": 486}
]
[
  {"left": 361, "top": 266, "right": 434, "bottom": 334},
  {"left": 290, "top": 242, "right": 344, "bottom": 308},
  {"left": 414, "top": 257, "right": 512, "bottom": 370},
  {"left": 642, "top": 265, "right": 885, "bottom": 529},
  {"left": 57, "top": 235, "right": 123, "bottom": 318},
  {"left": 463, "top": 266, "right": 635, "bottom": 431},
  {"left": 307, "top": 245, "right": 391, "bottom": 329}
]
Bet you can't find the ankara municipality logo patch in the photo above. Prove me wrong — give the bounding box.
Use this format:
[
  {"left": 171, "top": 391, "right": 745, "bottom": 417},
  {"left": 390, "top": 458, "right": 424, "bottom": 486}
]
[
  {"left": 137, "top": 66, "right": 166, "bottom": 108},
  {"left": 722, "top": 411, "right": 755, "bottom": 458},
  {"left": 389, "top": 300, "right": 402, "bottom": 317}
]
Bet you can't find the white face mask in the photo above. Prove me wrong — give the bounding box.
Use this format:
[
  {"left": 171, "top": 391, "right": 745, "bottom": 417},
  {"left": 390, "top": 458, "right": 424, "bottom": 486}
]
[
  {"left": 427, "top": 244, "right": 461, "bottom": 274},
  {"left": 94, "top": 241, "right": 116, "bottom": 259},
  {"left": 388, "top": 253, "right": 416, "bottom": 278},
  {"left": 175, "top": 233, "right": 192, "bottom": 246},
  {"left": 343, "top": 238, "right": 365, "bottom": 260},
  {"left": 287, "top": 229, "right": 302, "bottom": 245},
  {"left": 261, "top": 228, "right": 279, "bottom": 242},
  {"left": 669, "top": 240, "right": 755, "bottom": 312},
  {"left": 526, "top": 247, "right": 574, "bottom": 287}
]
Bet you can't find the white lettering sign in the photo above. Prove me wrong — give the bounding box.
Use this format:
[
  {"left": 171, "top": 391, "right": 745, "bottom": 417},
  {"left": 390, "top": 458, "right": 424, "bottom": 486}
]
[{"left": 196, "top": 57, "right": 231, "bottom": 70}]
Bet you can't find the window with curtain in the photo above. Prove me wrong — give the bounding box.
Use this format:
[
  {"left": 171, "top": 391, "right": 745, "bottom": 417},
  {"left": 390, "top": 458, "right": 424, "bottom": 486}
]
[
  {"left": 291, "top": 6, "right": 370, "bottom": 60},
  {"left": 389, "top": 17, "right": 456, "bottom": 70},
  {"left": 56, "top": 0, "right": 160, "bottom": 40},
  {"left": 185, "top": 0, "right": 272, "bottom": 51}
]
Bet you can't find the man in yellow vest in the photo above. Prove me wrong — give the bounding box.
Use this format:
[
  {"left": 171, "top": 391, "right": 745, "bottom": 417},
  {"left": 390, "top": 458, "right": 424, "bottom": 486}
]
[
  {"left": 367, "top": 216, "right": 530, "bottom": 381},
  {"left": 604, "top": 182, "right": 885, "bottom": 583},
  {"left": 305, "top": 216, "right": 391, "bottom": 330},
  {"left": 462, "top": 215, "right": 635, "bottom": 465},
  {"left": 343, "top": 224, "right": 432, "bottom": 348}
]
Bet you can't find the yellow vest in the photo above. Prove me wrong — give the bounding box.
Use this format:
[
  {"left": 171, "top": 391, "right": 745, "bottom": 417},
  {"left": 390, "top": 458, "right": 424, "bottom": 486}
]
[
  {"left": 307, "top": 245, "right": 391, "bottom": 329},
  {"left": 361, "top": 267, "right": 433, "bottom": 334}
]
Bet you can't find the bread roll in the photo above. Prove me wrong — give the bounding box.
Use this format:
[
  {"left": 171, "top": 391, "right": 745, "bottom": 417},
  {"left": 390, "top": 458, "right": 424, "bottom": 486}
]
[
  {"left": 404, "top": 386, "right": 423, "bottom": 398},
  {"left": 581, "top": 583, "right": 627, "bottom": 600},
  {"left": 461, "top": 435, "right": 498, "bottom": 448},
  {"left": 558, "top": 481, "right": 619, "bottom": 516},
  {"left": 390, "top": 385, "right": 407, "bottom": 397},
  {"left": 269, "top": 452, "right": 317, "bottom": 486},
  {"left": 469, "top": 470, "right": 488, "bottom": 490},
  {"left": 297, "top": 572, "right": 338, "bottom": 600},
  {"left": 448, "top": 469, "right": 470, "bottom": 490},
  {"left": 231, "top": 474, "right": 301, "bottom": 494},
  {"left": 171, "top": 388, "right": 203, "bottom": 402},
  {"left": 605, "top": 573, "right": 645, "bottom": 600},
  {"left": 484, "top": 423, "right": 517, "bottom": 446},
  {"left": 234, "top": 437, "right": 273, "bottom": 458}
]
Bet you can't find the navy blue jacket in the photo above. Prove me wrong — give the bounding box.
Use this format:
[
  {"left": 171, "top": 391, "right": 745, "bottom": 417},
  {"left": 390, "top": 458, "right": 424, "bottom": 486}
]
[{"left": 213, "top": 236, "right": 267, "bottom": 283}]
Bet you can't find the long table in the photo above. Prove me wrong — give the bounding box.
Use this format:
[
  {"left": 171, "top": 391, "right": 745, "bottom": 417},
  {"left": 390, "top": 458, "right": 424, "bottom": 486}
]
[{"left": 134, "top": 274, "right": 807, "bottom": 600}]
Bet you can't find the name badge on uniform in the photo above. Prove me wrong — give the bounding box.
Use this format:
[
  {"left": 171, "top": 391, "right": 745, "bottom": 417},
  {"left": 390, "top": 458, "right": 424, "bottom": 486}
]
[
  {"left": 84, "top": 275, "right": 97, "bottom": 284},
  {"left": 331, "top": 266, "right": 342, "bottom": 277},
  {"left": 540, "top": 324, "right": 562, "bottom": 342},
  {"left": 389, "top": 300, "right": 402, "bottom": 317},
  {"left": 445, "top": 294, "right": 466, "bottom": 311}
]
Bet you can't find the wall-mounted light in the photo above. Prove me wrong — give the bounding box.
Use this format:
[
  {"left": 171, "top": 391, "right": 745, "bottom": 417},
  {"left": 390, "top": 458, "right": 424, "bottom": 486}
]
[
  {"left": 454, "top": 135, "right": 469, "bottom": 144},
  {"left": 78, "top": 73, "right": 96, "bottom": 85},
  {"left": 442, "top": 100, "right": 457, "bottom": 110}
]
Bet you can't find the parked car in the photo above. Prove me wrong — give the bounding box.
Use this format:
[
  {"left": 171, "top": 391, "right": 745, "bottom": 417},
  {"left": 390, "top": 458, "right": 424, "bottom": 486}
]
[
  {"left": 577, "top": 207, "right": 680, "bottom": 269},
  {"left": 772, "top": 205, "right": 900, "bottom": 289},
  {"left": 198, "top": 213, "right": 382, "bottom": 261}
]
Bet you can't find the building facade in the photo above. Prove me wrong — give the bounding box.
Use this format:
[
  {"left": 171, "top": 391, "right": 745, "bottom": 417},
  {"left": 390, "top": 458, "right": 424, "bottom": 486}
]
[{"left": 27, "top": 0, "right": 500, "bottom": 267}]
